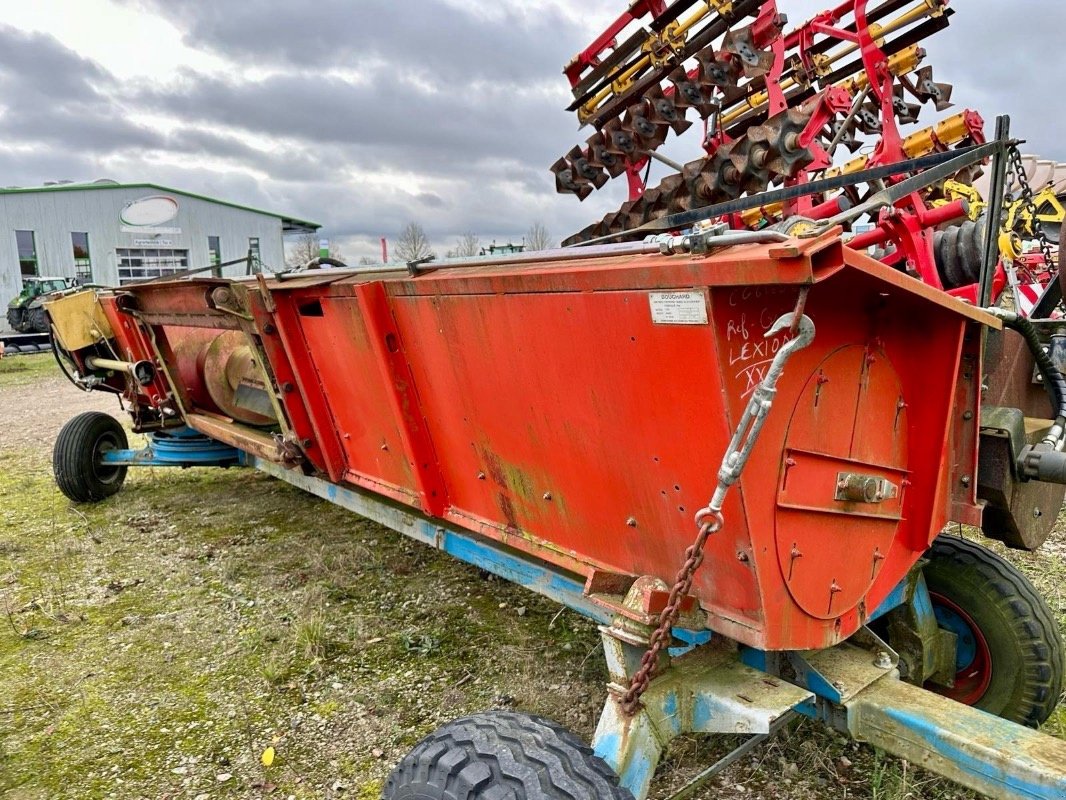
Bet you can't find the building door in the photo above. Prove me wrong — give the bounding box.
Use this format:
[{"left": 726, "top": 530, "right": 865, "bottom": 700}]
[
  {"left": 15, "top": 230, "right": 37, "bottom": 277},
  {"left": 71, "top": 232, "right": 92, "bottom": 283},
  {"left": 247, "top": 237, "right": 261, "bottom": 274}
]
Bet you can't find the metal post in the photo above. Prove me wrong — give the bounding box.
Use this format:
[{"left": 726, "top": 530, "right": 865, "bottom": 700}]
[{"left": 979, "top": 116, "right": 1011, "bottom": 308}]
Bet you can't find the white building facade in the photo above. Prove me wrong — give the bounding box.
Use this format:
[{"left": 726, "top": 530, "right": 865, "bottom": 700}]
[{"left": 0, "top": 181, "right": 318, "bottom": 304}]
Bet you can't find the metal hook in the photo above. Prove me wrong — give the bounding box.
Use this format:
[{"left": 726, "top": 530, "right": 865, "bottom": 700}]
[
  {"left": 766, "top": 312, "right": 815, "bottom": 352},
  {"left": 759, "top": 313, "right": 815, "bottom": 392}
]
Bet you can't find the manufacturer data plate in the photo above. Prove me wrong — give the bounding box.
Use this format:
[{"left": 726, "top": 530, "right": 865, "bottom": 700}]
[{"left": 648, "top": 291, "right": 709, "bottom": 325}]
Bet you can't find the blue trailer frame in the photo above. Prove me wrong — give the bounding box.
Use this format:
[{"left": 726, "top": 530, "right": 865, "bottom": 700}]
[{"left": 102, "top": 430, "right": 1066, "bottom": 800}]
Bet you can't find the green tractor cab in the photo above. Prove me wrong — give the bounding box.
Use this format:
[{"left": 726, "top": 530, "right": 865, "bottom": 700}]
[{"left": 6, "top": 276, "right": 78, "bottom": 333}]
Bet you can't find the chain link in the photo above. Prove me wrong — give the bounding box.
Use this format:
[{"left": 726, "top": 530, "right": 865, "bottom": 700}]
[
  {"left": 619, "top": 511, "right": 722, "bottom": 715},
  {"left": 618, "top": 311, "right": 815, "bottom": 715},
  {"left": 1006, "top": 145, "right": 1056, "bottom": 274}
]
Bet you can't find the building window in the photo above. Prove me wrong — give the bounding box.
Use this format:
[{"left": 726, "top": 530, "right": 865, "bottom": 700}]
[
  {"left": 71, "top": 232, "right": 92, "bottom": 283},
  {"left": 116, "top": 248, "right": 189, "bottom": 284},
  {"left": 207, "top": 236, "right": 222, "bottom": 278},
  {"left": 15, "top": 230, "right": 37, "bottom": 277},
  {"left": 247, "top": 237, "right": 261, "bottom": 274},
  {"left": 207, "top": 236, "right": 221, "bottom": 265}
]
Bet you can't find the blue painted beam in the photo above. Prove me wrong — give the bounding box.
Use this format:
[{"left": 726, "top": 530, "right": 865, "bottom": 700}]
[
  {"left": 101, "top": 428, "right": 241, "bottom": 468},
  {"left": 247, "top": 456, "right": 612, "bottom": 625}
]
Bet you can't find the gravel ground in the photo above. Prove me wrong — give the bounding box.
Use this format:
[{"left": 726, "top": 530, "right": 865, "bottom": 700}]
[{"left": 0, "top": 353, "right": 1063, "bottom": 800}]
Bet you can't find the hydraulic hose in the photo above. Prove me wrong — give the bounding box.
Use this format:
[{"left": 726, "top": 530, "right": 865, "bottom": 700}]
[{"left": 984, "top": 308, "right": 1066, "bottom": 450}]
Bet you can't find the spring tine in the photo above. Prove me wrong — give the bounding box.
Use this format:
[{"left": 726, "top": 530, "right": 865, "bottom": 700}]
[
  {"left": 914, "top": 66, "right": 953, "bottom": 111},
  {"left": 722, "top": 26, "right": 775, "bottom": 79},
  {"left": 586, "top": 132, "right": 626, "bottom": 178},
  {"left": 568, "top": 145, "right": 609, "bottom": 190}
]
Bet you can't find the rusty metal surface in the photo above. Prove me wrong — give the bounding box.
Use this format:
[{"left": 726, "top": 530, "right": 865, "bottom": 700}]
[
  {"left": 847, "top": 677, "right": 1066, "bottom": 799},
  {"left": 94, "top": 233, "right": 993, "bottom": 652},
  {"left": 984, "top": 328, "right": 1055, "bottom": 419}
]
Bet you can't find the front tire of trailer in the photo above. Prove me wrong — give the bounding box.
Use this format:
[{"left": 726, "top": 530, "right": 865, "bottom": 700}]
[
  {"left": 923, "top": 535, "right": 1063, "bottom": 727},
  {"left": 53, "top": 412, "right": 128, "bottom": 503},
  {"left": 384, "top": 711, "right": 634, "bottom": 800}
]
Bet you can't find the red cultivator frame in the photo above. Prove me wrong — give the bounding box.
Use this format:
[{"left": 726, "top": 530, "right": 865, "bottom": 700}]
[{"left": 552, "top": 0, "right": 1056, "bottom": 313}]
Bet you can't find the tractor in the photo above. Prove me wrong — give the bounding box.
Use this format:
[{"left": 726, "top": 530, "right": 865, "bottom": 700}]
[{"left": 6, "top": 276, "right": 77, "bottom": 333}]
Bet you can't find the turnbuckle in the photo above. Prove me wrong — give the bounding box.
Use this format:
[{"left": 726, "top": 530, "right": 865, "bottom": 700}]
[{"left": 697, "top": 311, "right": 816, "bottom": 522}]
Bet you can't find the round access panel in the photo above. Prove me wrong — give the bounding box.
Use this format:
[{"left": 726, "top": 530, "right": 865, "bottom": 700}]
[{"left": 775, "top": 344, "right": 909, "bottom": 620}]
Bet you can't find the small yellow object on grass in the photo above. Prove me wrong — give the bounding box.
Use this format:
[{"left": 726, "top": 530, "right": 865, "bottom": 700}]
[{"left": 261, "top": 746, "right": 275, "bottom": 767}]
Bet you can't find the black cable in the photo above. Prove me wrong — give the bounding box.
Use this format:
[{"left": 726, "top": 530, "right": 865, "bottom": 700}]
[
  {"left": 999, "top": 313, "right": 1066, "bottom": 444},
  {"left": 50, "top": 325, "right": 88, "bottom": 392}
]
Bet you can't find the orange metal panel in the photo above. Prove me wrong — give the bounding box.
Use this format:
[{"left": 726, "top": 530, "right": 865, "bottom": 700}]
[{"left": 108, "top": 234, "right": 990, "bottom": 652}]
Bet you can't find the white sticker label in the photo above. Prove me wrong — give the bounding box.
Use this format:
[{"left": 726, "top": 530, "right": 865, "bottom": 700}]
[{"left": 648, "top": 291, "right": 708, "bottom": 325}]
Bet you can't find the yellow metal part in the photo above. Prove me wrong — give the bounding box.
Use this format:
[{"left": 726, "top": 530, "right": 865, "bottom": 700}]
[
  {"left": 43, "top": 289, "right": 113, "bottom": 352},
  {"left": 999, "top": 230, "right": 1024, "bottom": 261},
  {"left": 1006, "top": 186, "right": 1065, "bottom": 236},
  {"left": 933, "top": 180, "right": 984, "bottom": 220},
  {"left": 825, "top": 112, "right": 976, "bottom": 179},
  {"left": 580, "top": 0, "right": 942, "bottom": 126},
  {"left": 721, "top": 43, "right": 924, "bottom": 129},
  {"left": 580, "top": 1, "right": 718, "bottom": 123}
]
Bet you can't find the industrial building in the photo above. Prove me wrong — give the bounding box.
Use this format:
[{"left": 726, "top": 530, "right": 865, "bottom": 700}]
[{"left": 0, "top": 180, "right": 319, "bottom": 306}]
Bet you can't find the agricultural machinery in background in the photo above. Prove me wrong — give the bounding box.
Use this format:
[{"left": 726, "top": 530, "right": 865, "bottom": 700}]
[
  {"left": 551, "top": 0, "right": 1061, "bottom": 315},
  {"left": 6, "top": 276, "right": 78, "bottom": 334},
  {"left": 33, "top": 1, "right": 1066, "bottom": 798}
]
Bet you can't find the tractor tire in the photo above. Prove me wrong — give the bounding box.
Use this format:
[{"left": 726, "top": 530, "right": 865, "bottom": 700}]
[
  {"left": 923, "top": 535, "right": 1063, "bottom": 727},
  {"left": 384, "top": 711, "right": 633, "bottom": 800},
  {"left": 26, "top": 306, "right": 49, "bottom": 334},
  {"left": 53, "top": 412, "right": 129, "bottom": 503},
  {"left": 6, "top": 306, "right": 26, "bottom": 333}
]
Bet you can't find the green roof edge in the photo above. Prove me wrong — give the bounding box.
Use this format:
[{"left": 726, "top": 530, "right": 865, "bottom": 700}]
[{"left": 0, "top": 182, "right": 321, "bottom": 231}]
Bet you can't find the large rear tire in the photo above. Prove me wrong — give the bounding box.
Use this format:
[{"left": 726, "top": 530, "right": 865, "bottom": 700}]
[
  {"left": 923, "top": 535, "right": 1063, "bottom": 727},
  {"left": 384, "top": 711, "right": 633, "bottom": 800},
  {"left": 53, "top": 412, "right": 129, "bottom": 503},
  {"left": 26, "top": 306, "right": 49, "bottom": 334}
]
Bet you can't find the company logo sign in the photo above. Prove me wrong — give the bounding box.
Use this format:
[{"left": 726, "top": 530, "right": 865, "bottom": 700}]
[{"left": 121, "top": 195, "right": 179, "bottom": 227}]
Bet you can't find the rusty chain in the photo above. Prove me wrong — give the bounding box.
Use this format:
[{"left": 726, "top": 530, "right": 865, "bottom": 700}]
[
  {"left": 1006, "top": 144, "right": 1056, "bottom": 274},
  {"left": 619, "top": 310, "right": 816, "bottom": 715},
  {"left": 619, "top": 510, "right": 723, "bottom": 714}
]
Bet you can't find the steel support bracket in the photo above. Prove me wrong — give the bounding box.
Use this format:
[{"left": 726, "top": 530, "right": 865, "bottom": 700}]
[
  {"left": 593, "top": 629, "right": 813, "bottom": 799},
  {"left": 846, "top": 678, "right": 1066, "bottom": 800}
]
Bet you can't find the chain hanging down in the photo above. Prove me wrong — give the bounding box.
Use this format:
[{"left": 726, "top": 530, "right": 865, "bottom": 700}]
[
  {"left": 1007, "top": 145, "right": 1057, "bottom": 275},
  {"left": 619, "top": 310, "right": 816, "bottom": 715}
]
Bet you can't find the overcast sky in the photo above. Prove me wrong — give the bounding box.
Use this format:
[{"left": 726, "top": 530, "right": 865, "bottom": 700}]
[{"left": 0, "top": 0, "right": 1062, "bottom": 264}]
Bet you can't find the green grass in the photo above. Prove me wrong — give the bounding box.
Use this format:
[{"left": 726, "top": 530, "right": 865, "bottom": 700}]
[
  {"left": 2, "top": 364, "right": 1065, "bottom": 798},
  {"left": 0, "top": 352, "right": 58, "bottom": 387}
]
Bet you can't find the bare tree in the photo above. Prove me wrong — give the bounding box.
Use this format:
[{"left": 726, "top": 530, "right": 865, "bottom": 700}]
[
  {"left": 286, "top": 233, "right": 345, "bottom": 267},
  {"left": 447, "top": 232, "right": 481, "bottom": 258},
  {"left": 394, "top": 221, "right": 435, "bottom": 263},
  {"left": 526, "top": 221, "right": 553, "bottom": 251}
]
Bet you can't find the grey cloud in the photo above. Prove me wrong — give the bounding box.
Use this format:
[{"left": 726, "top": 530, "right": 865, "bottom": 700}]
[
  {"left": 129, "top": 0, "right": 589, "bottom": 84},
  {"left": 0, "top": 1, "right": 1064, "bottom": 269}
]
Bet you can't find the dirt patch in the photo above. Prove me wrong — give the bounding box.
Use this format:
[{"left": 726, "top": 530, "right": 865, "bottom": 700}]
[{"left": 0, "top": 354, "right": 1061, "bottom": 799}]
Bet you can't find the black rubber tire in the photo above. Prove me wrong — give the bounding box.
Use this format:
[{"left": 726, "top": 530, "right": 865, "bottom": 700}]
[
  {"left": 924, "top": 535, "right": 1064, "bottom": 727},
  {"left": 53, "top": 412, "right": 129, "bottom": 503},
  {"left": 26, "top": 306, "right": 49, "bottom": 334},
  {"left": 384, "top": 711, "right": 633, "bottom": 800},
  {"left": 6, "top": 306, "right": 26, "bottom": 333}
]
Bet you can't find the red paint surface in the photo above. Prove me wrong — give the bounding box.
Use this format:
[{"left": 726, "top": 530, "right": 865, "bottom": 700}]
[{"left": 103, "top": 234, "right": 994, "bottom": 651}]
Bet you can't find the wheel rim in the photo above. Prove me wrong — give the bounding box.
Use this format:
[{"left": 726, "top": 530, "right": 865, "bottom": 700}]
[
  {"left": 92, "top": 431, "right": 124, "bottom": 485},
  {"left": 928, "top": 591, "right": 993, "bottom": 705}
]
